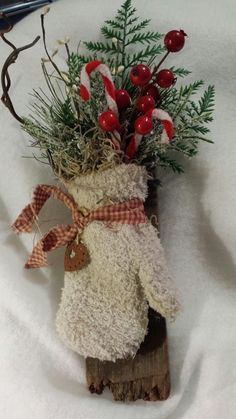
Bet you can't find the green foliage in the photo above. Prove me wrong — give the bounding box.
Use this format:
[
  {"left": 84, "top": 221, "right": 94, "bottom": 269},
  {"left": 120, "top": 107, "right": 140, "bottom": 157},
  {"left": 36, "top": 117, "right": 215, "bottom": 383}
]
[
  {"left": 24, "top": 62, "right": 118, "bottom": 179},
  {"left": 135, "top": 82, "right": 215, "bottom": 172},
  {"left": 23, "top": 0, "right": 214, "bottom": 179},
  {"left": 82, "top": 0, "right": 165, "bottom": 88},
  {"left": 170, "top": 67, "right": 192, "bottom": 78},
  {"left": 67, "top": 52, "right": 85, "bottom": 81}
]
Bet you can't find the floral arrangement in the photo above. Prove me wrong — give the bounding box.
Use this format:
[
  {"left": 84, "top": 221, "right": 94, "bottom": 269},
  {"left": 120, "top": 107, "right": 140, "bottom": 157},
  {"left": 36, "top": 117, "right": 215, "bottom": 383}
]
[
  {"left": 1, "top": 1, "right": 214, "bottom": 367},
  {"left": 1, "top": 0, "right": 214, "bottom": 180}
]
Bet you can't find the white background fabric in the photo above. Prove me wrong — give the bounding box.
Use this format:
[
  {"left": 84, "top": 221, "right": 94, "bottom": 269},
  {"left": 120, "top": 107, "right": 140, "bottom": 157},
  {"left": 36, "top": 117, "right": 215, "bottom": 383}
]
[{"left": 0, "top": 0, "right": 236, "bottom": 418}]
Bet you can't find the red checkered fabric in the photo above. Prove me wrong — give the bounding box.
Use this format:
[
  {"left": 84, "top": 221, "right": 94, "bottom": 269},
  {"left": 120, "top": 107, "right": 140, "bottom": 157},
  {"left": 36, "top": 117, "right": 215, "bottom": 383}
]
[{"left": 12, "top": 184, "right": 148, "bottom": 269}]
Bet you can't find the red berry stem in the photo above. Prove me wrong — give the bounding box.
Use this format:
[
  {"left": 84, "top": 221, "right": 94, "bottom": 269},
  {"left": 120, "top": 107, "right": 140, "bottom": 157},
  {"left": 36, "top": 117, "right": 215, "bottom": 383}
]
[
  {"left": 132, "top": 52, "right": 169, "bottom": 113},
  {"left": 150, "top": 50, "right": 170, "bottom": 79}
]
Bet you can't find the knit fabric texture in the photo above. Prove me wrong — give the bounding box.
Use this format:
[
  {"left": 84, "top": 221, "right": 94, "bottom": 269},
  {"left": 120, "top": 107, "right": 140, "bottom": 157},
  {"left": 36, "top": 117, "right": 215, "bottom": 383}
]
[{"left": 56, "top": 164, "right": 180, "bottom": 361}]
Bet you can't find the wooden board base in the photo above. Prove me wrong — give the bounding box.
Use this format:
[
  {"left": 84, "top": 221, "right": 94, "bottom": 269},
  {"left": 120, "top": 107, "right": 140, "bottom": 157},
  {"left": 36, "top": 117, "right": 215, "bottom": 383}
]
[{"left": 86, "top": 310, "right": 170, "bottom": 401}]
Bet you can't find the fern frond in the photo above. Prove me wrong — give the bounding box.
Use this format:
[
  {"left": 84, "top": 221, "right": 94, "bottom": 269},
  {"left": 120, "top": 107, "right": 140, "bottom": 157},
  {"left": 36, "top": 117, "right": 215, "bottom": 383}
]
[
  {"left": 105, "top": 20, "right": 124, "bottom": 30},
  {"left": 125, "top": 31, "right": 163, "bottom": 46},
  {"left": 84, "top": 41, "right": 118, "bottom": 55},
  {"left": 127, "top": 44, "right": 165, "bottom": 66},
  {"left": 158, "top": 154, "right": 185, "bottom": 173},
  {"left": 101, "top": 26, "right": 122, "bottom": 41},
  {"left": 126, "top": 19, "right": 150, "bottom": 35},
  {"left": 198, "top": 85, "right": 215, "bottom": 113},
  {"left": 170, "top": 66, "right": 192, "bottom": 78}
]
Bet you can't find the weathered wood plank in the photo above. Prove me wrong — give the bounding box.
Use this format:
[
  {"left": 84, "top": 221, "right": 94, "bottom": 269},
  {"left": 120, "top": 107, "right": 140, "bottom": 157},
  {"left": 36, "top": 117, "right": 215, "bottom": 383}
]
[{"left": 86, "top": 311, "right": 170, "bottom": 401}]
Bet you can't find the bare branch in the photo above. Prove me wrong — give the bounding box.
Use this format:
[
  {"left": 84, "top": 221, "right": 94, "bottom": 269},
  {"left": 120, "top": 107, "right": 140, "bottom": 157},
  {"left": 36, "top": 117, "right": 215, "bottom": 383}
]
[{"left": 0, "top": 13, "right": 40, "bottom": 123}]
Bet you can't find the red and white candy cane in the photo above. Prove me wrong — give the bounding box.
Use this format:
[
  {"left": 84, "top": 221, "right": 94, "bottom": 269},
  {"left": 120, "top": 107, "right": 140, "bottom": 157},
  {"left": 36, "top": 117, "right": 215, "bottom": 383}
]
[
  {"left": 126, "top": 108, "right": 174, "bottom": 160},
  {"left": 80, "top": 60, "right": 121, "bottom": 148},
  {"left": 80, "top": 60, "right": 119, "bottom": 114}
]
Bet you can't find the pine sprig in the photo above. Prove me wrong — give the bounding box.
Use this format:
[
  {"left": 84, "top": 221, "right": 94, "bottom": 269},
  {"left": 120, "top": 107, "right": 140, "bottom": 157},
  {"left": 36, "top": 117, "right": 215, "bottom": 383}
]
[
  {"left": 101, "top": 26, "right": 123, "bottom": 41},
  {"left": 172, "top": 80, "right": 205, "bottom": 119},
  {"left": 126, "top": 44, "right": 165, "bottom": 67},
  {"left": 170, "top": 66, "right": 192, "bottom": 78},
  {"left": 67, "top": 52, "right": 92, "bottom": 79},
  {"left": 125, "top": 31, "right": 163, "bottom": 46},
  {"left": 158, "top": 154, "right": 185, "bottom": 173},
  {"left": 135, "top": 81, "right": 214, "bottom": 170},
  {"left": 84, "top": 41, "right": 118, "bottom": 55},
  {"left": 78, "top": 0, "right": 164, "bottom": 88},
  {"left": 117, "top": 0, "right": 136, "bottom": 20},
  {"left": 103, "top": 20, "right": 124, "bottom": 31},
  {"left": 126, "top": 19, "right": 150, "bottom": 35},
  {"left": 198, "top": 85, "right": 215, "bottom": 114}
]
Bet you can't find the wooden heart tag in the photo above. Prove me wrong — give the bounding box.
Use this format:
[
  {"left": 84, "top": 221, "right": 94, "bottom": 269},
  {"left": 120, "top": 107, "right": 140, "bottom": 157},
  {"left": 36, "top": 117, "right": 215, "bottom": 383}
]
[{"left": 64, "top": 240, "right": 90, "bottom": 272}]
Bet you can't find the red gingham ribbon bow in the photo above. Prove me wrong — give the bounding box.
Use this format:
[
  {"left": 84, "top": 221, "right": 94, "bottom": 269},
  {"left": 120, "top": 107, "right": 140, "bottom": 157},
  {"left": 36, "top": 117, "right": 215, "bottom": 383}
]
[{"left": 12, "top": 184, "right": 148, "bottom": 269}]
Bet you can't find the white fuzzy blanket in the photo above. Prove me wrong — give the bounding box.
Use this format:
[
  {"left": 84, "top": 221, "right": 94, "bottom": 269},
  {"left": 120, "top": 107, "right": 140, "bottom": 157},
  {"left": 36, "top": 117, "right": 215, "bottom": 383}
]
[{"left": 0, "top": 0, "right": 236, "bottom": 418}]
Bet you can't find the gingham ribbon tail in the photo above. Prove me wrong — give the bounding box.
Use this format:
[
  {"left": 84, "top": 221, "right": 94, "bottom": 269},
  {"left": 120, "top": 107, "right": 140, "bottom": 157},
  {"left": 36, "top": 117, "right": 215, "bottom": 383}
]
[{"left": 12, "top": 185, "right": 148, "bottom": 269}]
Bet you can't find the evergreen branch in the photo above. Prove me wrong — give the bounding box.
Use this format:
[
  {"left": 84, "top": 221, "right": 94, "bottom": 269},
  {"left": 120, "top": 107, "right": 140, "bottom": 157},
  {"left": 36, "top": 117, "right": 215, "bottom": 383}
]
[
  {"left": 101, "top": 26, "right": 122, "bottom": 41},
  {"left": 170, "top": 66, "right": 192, "bottom": 78},
  {"left": 172, "top": 80, "right": 205, "bottom": 119},
  {"left": 182, "top": 135, "right": 214, "bottom": 143},
  {"left": 198, "top": 85, "right": 215, "bottom": 113},
  {"left": 126, "top": 19, "right": 150, "bottom": 35},
  {"left": 117, "top": 0, "right": 135, "bottom": 21},
  {"left": 125, "top": 31, "right": 163, "bottom": 46},
  {"left": 105, "top": 20, "right": 124, "bottom": 30},
  {"left": 190, "top": 125, "right": 210, "bottom": 134},
  {"left": 158, "top": 154, "right": 185, "bottom": 173},
  {"left": 84, "top": 41, "right": 118, "bottom": 55},
  {"left": 127, "top": 16, "right": 139, "bottom": 26},
  {"left": 170, "top": 146, "right": 198, "bottom": 158},
  {"left": 126, "top": 44, "right": 165, "bottom": 66},
  {"left": 67, "top": 52, "right": 98, "bottom": 82},
  {"left": 180, "top": 80, "right": 204, "bottom": 96}
]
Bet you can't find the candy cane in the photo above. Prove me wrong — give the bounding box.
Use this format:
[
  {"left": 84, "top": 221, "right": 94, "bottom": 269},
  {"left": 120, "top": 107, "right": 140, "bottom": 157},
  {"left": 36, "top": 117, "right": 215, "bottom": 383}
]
[
  {"left": 150, "top": 108, "right": 174, "bottom": 144},
  {"left": 80, "top": 60, "right": 118, "bottom": 116},
  {"left": 80, "top": 60, "right": 121, "bottom": 150},
  {"left": 126, "top": 108, "right": 174, "bottom": 160}
]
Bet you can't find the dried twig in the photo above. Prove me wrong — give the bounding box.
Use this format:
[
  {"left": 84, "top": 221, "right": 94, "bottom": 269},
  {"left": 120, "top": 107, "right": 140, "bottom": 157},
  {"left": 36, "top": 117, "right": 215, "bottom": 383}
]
[
  {"left": 0, "top": 13, "right": 40, "bottom": 123},
  {"left": 40, "top": 13, "right": 64, "bottom": 81}
]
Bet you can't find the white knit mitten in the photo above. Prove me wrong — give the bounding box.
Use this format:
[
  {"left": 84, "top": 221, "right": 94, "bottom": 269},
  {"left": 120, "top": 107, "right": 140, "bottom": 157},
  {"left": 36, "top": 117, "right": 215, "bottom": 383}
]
[{"left": 56, "top": 164, "right": 179, "bottom": 361}]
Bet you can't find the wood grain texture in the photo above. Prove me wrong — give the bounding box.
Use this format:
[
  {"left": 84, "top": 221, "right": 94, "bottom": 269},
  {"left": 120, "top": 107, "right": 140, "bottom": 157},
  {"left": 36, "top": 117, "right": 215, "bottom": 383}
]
[{"left": 86, "top": 182, "right": 171, "bottom": 401}]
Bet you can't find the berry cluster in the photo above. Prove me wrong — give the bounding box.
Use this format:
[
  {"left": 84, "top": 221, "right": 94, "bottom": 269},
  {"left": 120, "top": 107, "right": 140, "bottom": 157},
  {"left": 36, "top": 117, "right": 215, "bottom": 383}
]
[{"left": 99, "top": 29, "right": 187, "bottom": 146}]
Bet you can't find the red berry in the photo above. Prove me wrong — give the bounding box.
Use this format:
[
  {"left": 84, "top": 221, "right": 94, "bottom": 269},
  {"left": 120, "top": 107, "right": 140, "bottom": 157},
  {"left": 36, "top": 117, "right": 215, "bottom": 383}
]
[
  {"left": 115, "top": 89, "right": 131, "bottom": 109},
  {"left": 164, "top": 29, "right": 187, "bottom": 53},
  {"left": 137, "top": 95, "right": 155, "bottom": 113},
  {"left": 99, "top": 110, "right": 120, "bottom": 132},
  {"left": 156, "top": 69, "right": 175, "bottom": 88},
  {"left": 135, "top": 115, "right": 153, "bottom": 135},
  {"left": 143, "top": 84, "right": 160, "bottom": 100},
  {"left": 130, "top": 64, "right": 152, "bottom": 86}
]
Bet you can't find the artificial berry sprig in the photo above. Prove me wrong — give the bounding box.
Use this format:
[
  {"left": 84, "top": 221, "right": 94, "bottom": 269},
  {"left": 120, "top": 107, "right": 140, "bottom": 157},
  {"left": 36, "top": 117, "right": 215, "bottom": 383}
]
[
  {"left": 128, "top": 29, "right": 187, "bottom": 97},
  {"left": 127, "top": 28, "right": 188, "bottom": 111},
  {"left": 124, "top": 29, "right": 187, "bottom": 160},
  {"left": 126, "top": 28, "right": 187, "bottom": 144},
  {"left": 150, "top": 29, "right": 187, "bottom": 80}
]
